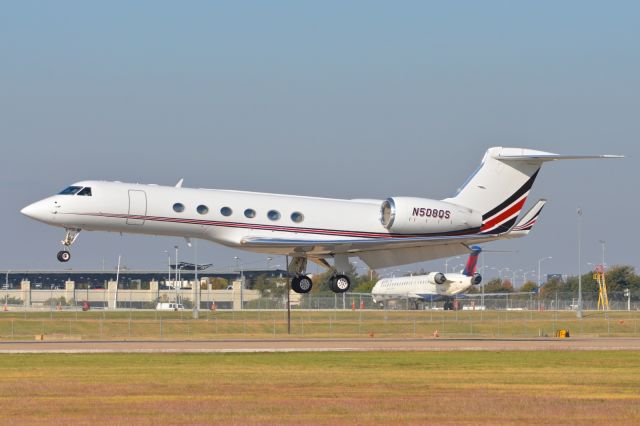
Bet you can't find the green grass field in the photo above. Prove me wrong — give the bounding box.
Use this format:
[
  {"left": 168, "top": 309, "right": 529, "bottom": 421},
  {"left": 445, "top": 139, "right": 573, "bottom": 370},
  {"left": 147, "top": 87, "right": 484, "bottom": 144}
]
[
  {"left": 1, "top": 351, "right": 639, "bottom": 424},
  {"left": 1, "top": 309, "right": 639, "bottom": 340}
]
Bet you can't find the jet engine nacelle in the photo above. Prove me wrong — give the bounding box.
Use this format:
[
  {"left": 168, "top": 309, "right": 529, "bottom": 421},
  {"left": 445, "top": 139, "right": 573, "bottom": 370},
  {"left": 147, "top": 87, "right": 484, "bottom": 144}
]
[
  {"left": 380, "top": 197, "right": 482, "bottom": 234},
  {"left": 471, "top": 273, "right": 482, "bottom": 285},
  {"left": 427, "top": 272, "right": 447, "bottom": 285}
]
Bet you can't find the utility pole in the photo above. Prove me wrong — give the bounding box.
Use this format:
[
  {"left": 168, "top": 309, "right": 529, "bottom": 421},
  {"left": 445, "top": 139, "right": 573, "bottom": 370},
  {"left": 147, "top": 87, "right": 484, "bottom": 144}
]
[
  {"left": 577, "top": 208, "right": 583, "bottom": 319},
  {"left": 193, "top": 239, "right": 199, "bottom": 320}
]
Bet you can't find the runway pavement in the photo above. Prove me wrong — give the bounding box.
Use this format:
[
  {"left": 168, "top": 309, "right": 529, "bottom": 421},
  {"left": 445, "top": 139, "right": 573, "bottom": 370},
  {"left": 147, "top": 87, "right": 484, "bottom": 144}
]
[{"left": 1, "top": 337, "right": 640, "bottom": 353}]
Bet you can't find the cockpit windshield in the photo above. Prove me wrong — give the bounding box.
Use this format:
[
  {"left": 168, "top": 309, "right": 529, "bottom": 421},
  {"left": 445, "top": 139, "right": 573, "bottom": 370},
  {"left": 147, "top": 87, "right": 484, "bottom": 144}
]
[
  {"left": 59, "top": 186, "right": 82, "bottom": 195},
  {"left": 77, "top": 187, "right": 92, "bottom": 196}
]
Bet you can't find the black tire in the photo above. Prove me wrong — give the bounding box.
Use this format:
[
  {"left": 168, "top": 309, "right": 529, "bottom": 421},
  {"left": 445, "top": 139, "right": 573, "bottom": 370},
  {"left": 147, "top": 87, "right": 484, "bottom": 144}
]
[
  {"left": 297, "top": 275, "right": 313, "bottom": 293},
  {"left": 331, "top": 275, "right": 350, "bottom": 293},
  {"left": 291, "top": 276, "right": 302, "bottom": 293},
  {"left": 57, "top": 250, "right": 71, "bottom": 262}
]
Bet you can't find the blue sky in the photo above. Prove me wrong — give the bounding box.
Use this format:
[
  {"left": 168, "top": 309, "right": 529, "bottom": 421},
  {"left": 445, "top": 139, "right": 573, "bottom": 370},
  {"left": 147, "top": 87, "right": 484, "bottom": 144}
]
[{"left": 1, "top": 1, "right": 638, "bottom": 281}]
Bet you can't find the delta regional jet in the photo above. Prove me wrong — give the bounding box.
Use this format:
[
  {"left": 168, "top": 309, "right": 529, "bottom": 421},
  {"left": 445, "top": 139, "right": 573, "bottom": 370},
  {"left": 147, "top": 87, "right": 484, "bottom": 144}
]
[
  {"left": 371, "top": 246, "right": 485, "bottom": 309},
  {"left": 21, "top": 147, "right": 620, "bottom": 294}
]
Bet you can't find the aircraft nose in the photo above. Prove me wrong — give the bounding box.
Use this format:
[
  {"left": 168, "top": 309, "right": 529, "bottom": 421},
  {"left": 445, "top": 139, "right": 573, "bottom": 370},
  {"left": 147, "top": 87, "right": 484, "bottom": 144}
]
[{"left": 21, "top": 200, "right": 52, "bottom": 222}]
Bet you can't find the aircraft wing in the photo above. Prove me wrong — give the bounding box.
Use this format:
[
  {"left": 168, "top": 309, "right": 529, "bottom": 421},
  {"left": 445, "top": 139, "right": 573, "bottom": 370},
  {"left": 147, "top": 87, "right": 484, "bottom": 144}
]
[{"left": 241, "top": 234, "right": 493, "bottom": 269}]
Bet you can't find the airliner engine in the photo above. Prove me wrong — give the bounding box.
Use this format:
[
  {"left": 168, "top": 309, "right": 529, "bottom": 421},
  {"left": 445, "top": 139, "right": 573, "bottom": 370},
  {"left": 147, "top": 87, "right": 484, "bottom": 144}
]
[
  {"left": 471, "top": 273, "right": 482, "bottom": 285},
  {"left": 427, "top": 272, "right": 446, "bottom": 285},
  {"left": 379, "top": 197, "right": 482, "bottom": 234}
]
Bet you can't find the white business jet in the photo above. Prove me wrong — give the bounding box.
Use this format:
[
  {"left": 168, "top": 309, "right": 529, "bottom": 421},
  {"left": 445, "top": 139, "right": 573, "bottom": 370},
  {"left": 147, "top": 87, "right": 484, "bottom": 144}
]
[{"left": 20, "top": 147, "right": 620, "bottom": 294}]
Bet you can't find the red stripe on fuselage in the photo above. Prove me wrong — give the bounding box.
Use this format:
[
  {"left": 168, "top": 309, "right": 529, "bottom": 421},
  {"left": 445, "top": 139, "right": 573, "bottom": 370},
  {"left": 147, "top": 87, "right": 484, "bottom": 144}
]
[
  {"left": 73, "top": 212, "right": 481, "bottom": 239},
  {"left": 481, "top": 197, "right": 527, "bottom": 232}
]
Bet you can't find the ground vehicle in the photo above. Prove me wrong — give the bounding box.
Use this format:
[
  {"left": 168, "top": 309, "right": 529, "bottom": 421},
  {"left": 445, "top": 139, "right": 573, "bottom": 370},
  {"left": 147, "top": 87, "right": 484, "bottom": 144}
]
[{"left": 155, "top": 303, "right": 184, "bottom": 311}]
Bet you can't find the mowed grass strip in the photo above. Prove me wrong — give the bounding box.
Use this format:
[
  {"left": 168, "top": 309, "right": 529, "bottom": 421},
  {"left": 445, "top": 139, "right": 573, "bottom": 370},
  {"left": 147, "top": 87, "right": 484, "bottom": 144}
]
[
  {"left": 1, "top": 310, "right": 639, "bottom": 340},
  {"left": 0, "top": 351, "right": 639, "bottom": 425}
]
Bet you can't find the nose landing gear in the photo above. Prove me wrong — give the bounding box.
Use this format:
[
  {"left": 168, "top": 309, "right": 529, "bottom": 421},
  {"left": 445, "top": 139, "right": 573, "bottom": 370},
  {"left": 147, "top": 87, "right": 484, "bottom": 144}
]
[{"left": 57, "top": 228, "right": 81, "bottom": 262}]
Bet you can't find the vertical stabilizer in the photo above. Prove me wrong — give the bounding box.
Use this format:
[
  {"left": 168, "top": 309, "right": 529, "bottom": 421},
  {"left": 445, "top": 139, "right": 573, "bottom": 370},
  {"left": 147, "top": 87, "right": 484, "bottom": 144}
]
[
  {"left": 444, "top": 147, "right": 620, "bottom": 236},
  {"left": 462, "top": 246, "right": 482, "bottom": 277}
]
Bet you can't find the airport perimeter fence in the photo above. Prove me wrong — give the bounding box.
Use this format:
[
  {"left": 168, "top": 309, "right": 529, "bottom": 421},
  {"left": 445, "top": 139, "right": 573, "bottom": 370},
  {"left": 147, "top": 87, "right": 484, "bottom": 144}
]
[
  {"left": 1, "top": 289, "right": 639, "bottom": 311},
  {"left": 1, "top": 290, "right": 640, "bottom": 341},
  {"left": 1, "top": 308, "right": 640, "bottom": 341}
]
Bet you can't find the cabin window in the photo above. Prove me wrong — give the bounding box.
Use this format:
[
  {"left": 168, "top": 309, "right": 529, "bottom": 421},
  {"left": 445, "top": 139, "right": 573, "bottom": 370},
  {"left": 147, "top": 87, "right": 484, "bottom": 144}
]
[
  {"left": 197, "top": 205, "right": 209, "bottom": 215},
  {"left": 58, "top": 186, "right": 82, "bottom": 195},
  {"left": 291, "top": 212, "right": 304, "bottom": 223},
  {"left": 244, "top": 209, "right": 256, "bottom": 218},
  {"left": 267, "top": 210, "right": 281, "bottom": 221},
  {"left": 220, "top": 207, "right": 232, "bottom": 217},
  {"left": 173, "top": 203, "right": 185, "bottom": 213},
  {"left": 77, "top": 187, "right": 92, "bottom": 196}
]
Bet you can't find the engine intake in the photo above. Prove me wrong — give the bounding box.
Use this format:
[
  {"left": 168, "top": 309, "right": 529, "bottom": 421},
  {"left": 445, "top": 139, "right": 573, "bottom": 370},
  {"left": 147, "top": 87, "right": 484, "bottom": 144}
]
[
  {"left": 380, "top": 197, "right": 482, "bottom": 234},
  {"left": 471, "top": 273, "right": 482, "bottom": 285},
  {"left": 427, "top": 272, "right": 447, "bottom": 285}
]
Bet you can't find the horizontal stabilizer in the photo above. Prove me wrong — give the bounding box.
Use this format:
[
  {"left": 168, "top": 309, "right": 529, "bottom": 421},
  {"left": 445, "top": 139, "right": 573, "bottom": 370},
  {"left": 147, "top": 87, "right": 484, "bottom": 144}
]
[
  {"left": 506, "top": 199, "right": 546, "bottom": 238},
  {"left": 496, "top": 152, "right": 623, "bottom": 162}
]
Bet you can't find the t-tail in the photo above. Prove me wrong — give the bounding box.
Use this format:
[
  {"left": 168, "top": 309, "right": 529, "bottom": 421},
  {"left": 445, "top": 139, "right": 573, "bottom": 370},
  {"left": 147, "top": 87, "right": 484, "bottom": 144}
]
[
  {"left": 462, "top": 245, "right": 481, "bottom": 277},
  {"left": 444, "top": 147, "right": 622, "bottom": 236}
]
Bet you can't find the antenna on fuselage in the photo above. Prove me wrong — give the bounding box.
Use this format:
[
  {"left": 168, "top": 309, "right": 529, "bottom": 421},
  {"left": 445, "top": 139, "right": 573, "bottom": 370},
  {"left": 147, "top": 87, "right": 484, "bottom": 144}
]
[{"left": 175, "top": 178, "right": 184, "bottom": 188}]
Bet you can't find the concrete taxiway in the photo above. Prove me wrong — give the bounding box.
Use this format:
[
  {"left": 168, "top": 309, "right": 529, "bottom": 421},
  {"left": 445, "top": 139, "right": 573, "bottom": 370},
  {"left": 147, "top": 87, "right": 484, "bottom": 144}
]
[{"left": 1, "top": 337, "right": 640, "bottom": 353}]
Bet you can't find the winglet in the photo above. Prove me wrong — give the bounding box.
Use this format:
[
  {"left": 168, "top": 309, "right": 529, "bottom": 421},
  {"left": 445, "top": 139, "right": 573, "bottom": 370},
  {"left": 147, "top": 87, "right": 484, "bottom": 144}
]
[
  {"left": 506, "top": 199, "right": 547, "bottom": 238},
  {"left": 175, "top": 178, "right": 184, "bottom": 188}
]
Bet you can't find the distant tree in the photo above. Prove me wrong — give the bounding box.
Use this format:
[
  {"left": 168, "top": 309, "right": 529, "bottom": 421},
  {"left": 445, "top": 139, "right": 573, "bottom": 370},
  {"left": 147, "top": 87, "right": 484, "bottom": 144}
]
[
  {"left": 520, "top": 281, "right": 538, "bottom": 293},
  {"left": 483, "top": 278, "right": 513, "bottom": 293},
  {"left": 253, "top": 274, "right": 287, "bottom": 298},
  {"left": 208, "top": 277, "right": 229, "bottom": 290}
]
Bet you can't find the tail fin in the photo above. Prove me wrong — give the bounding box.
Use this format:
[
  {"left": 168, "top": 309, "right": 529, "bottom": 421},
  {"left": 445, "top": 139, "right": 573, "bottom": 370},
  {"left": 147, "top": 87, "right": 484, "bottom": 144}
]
[
  {"left": 444, "top": 147, "right": 621, "bottom": 236},
  {"left": 462, "top": 246, "right": 482, "bottom": 277},
  {"left": 504, "top": 199, "right": 546, "bottom": 238}
]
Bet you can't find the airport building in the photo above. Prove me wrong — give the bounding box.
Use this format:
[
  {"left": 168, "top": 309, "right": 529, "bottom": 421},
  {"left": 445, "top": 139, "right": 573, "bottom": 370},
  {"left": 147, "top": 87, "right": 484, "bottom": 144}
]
[{"left": 0, "top": 268, "right": 288, "bottom": 310}]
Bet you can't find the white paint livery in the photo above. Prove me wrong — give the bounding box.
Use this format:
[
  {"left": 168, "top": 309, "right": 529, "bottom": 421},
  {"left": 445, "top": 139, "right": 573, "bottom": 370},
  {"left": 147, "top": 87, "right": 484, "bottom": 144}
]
[
  {"left": 21, "top": 147, "right": 621, "bottom": 294},
  {"left": 371, "top": 272, "right": 477, "bottom": 305}
]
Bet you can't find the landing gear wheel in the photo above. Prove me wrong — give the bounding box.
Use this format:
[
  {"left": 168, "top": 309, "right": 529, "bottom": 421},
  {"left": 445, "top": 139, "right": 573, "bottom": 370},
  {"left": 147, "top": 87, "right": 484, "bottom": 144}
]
[
  {"left": 57, "top": 250, "right": 71, "bottom": 262},
  {"left": 291, "top": 275, "right": 313, "bottom": 294},
  {"left": 330, "top": 274, "right": 351, "bottom": 293},
  {"left": 298, "top": 275, "right": 313, "bottom": 293},
  {"left": 291, "top": 276, "right": 302, "bottom": 293}
]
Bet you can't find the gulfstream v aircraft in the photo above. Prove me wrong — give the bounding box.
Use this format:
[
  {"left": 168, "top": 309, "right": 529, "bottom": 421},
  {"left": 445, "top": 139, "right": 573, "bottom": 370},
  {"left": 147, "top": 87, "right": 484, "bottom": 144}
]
[{"left": 21, "top": 147, "right": 620, "bottom": 294}]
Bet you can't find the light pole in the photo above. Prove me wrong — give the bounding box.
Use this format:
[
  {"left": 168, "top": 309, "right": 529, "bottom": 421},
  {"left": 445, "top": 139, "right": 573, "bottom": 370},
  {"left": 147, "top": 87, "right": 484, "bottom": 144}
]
[
  {"left": 4, "top": 270, "right": 10, "bottom": 307},
  {"left": 577, "top": 208, "right": 583, "bottom": 319},
  {"left": 164, "top": 250, "right": 171, "bottom": 286},
  {"left": 234, "top": 256, "right": 243, "bottom": 309},
  {"left": 452, "top": 263, "right": 465, "bottom": 274},
  {"left": 599, "top": 240, "right": 606, "bottom": 270},
  {"left": 522, "top": 270, "right": 536, "bottom": 285},
  {"left": 498, "top": 267, "right": 510, "bottom": 282},
  {"left": 174, "top": 245, "right": 179, "bottom": 304},
  {"left": 193, "top": 239, "right": 199, "bottom": 319},
  {"left": 537, "top": 257, "right": 552, "bottom": 289},
  {"left": 444, "top": 256, "right": 460, "bottom": 274}
]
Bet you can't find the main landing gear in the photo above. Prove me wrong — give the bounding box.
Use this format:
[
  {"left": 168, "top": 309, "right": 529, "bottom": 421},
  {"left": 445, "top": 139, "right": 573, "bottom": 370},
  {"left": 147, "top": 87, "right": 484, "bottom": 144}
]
[
  {"left": 287, "top": 256, "right": 352, "bottom": 294},
  {"left": 288, "top": 257, "right": 313, "bottom": 294},
  {"left": 57, "top": 228, "right": 80, "bottom": 263}
]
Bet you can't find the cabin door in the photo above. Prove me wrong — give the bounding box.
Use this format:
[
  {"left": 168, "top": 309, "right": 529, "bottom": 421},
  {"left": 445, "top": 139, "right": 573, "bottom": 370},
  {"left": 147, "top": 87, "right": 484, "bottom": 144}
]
[{"left": 127, "top": 190, "right": 147, "bottom": 225}]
